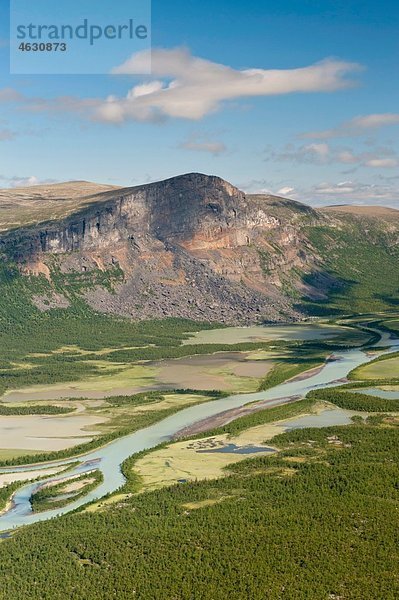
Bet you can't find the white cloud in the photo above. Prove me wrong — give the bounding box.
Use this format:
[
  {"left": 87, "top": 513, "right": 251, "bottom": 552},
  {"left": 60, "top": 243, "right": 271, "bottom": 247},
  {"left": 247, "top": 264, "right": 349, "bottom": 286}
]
[
  {"left": 237, "top": 179, "right": 297, "bottom": 197},
  {"left": 266, "top": 142, "right": 399, "bottom": 169},
  {"left": 351, "top": 114, "right": 399, "bottom": 129},
  {"left": 128, "top": 81, "right": 165, "bottom": 98},
  {"left": 309, "top": 180, "right": 399, "bottom": 205},
  {"left": 277, "top": 186, "right": 295, "bottom": 196},
  {"left": 364, "top": 158, "right": 398, "bottom": 168},
  {"left": 313, "top": 181, "right": 357, "bottom": 195},
  {"left": 101, "top": 48, "right": 361, "bottom": 123},
  {"left": 0, "top": 48, "right": 362, "bottom": 124},
  {"left": 302, "top": 113, "right": 399, "bottom": 139},
  {"left": 237, "top": 178, "right": 398, "bottom": 207},
  {"left": 12, "top": 176, "right": 41, "bottom": 187},
  {"left": 306, "top": 143, "right": 330, "bottom": 158}
]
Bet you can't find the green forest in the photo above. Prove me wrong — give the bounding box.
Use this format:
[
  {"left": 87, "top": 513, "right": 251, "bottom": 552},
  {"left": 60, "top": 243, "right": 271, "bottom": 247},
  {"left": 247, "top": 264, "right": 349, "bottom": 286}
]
[{"left": 0, "top": 419, "right": 398, "bottom": 599}]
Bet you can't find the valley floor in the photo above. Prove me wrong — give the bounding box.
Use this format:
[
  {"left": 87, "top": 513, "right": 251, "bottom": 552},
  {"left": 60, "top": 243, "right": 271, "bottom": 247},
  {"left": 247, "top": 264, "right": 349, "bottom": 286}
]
[{"left": 0, "top": 315, "right": 397, "bottom": 598}]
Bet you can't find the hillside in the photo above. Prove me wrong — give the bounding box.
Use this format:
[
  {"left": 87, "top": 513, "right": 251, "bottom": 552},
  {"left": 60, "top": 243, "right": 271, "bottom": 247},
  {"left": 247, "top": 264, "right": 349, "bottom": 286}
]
[
  {"left": 0, "top": 173, "right": 398, "bottom": 324},
  {"left": 0, "top": 181, "right": 119, "bottom": 232}
]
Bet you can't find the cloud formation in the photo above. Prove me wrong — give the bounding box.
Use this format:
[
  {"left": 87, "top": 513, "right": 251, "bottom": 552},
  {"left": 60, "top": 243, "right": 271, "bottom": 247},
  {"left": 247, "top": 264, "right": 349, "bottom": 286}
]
[
  {"left": 302, "top": 113, "right": 399, "bottom": 139},
  {"left": 212, "top": 176, "right": 398, "bottom": 208},
  {"left": 309, "top": 180, "right": 399, "bottom": 205},
  {"left": 277, "top": 186, "right": 295, "bottom": 196},
  {"left": 99, "top": 48, "right": 361, "bottom": 123},
  {"left": 272, "top": 180, "right": 398, "bottom": 207},
  {"left": 0, "top": 48, "right": 362, "bottom": 124},
  {"left": 266, "top": 142, "right": 399, "bottom": 169}
]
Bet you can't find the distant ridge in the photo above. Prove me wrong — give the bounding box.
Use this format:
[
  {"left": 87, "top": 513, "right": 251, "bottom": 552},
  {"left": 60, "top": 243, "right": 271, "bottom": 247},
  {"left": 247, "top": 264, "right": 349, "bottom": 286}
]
[{"left": 323, "top": 204, "right": 399, "bottom": 217}]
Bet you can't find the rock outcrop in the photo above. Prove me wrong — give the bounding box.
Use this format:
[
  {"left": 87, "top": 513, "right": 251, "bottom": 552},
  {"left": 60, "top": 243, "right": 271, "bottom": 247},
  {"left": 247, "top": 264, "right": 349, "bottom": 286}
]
[{"left": 1, "top": 172, "right": 397, "bottom": 323}]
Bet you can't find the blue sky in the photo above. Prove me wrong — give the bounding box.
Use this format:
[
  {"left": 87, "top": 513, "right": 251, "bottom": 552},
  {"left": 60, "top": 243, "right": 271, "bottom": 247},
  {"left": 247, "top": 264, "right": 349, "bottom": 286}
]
[{"left": 0, "top": 0, "right": 398, "bottom": 207}]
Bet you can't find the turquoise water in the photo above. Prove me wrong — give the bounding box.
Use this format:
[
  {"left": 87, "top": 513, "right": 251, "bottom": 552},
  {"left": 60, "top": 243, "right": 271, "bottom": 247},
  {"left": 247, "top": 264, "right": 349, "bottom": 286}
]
[
  {"left": 352, "top": 388, "right": 399, "bottom": 400},
  {"left": 0, "top": 325, "right": 397, "bottom": 532},
  {"left": 196, "top": 444, "right": 275, "bottom": 455}
]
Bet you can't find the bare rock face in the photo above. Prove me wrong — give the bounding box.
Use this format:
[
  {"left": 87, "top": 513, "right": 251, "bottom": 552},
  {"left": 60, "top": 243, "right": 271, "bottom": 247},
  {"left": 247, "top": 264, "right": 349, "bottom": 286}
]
[
  {"left": 2, "top": 174, "right": 274, "bottom": 254},
  {"left": 0, "top": 173, "right": 328, "bottom": 324}
]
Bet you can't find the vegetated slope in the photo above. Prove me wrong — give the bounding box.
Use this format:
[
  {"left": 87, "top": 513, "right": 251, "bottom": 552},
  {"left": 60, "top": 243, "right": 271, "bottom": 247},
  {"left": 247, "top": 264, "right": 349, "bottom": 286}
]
[
  {"left": 302, "top": 206, "right": 399, "bottom": 314},
  {"left": 0, "top": 172, "right": 398, "bottom": 324},
  {"left": 0, "top": 181, "right": 119, "bottom": 232}
]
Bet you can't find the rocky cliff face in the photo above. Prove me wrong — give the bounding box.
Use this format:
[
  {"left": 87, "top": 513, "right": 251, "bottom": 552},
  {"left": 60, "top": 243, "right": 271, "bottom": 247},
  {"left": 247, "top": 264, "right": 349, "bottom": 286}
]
[
  {"left": 0, "top": 174, "right": 305, "bottom": 322},
  {"left": 2, "top": 174, "right": 279, "bottom": 255},
  {"left": 1, "top": 172, "right": 397, "bottom": 323}
]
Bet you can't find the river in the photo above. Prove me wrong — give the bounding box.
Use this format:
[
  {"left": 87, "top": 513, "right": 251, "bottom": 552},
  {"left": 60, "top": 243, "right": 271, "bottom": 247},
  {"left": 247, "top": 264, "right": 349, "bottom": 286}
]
[{"left": 0, "top": 324, "right": 397, "bottom": 532}]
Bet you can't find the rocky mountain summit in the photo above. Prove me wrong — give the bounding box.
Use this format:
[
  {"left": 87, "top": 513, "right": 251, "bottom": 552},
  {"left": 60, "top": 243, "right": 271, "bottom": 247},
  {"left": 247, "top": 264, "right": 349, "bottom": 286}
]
[{"left": 0, "top": 173, "right": 398, "bottom": 323}]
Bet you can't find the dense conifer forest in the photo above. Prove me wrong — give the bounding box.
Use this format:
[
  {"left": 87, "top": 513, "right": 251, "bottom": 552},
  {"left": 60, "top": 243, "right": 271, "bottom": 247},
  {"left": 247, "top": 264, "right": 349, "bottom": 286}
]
[{"left": 0, "top": 419, "right": 398, "bottom": 599}]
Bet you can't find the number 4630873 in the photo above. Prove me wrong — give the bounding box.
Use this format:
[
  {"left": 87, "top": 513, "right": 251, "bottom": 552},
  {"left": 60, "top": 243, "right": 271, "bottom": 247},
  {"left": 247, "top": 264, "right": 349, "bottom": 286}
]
[{"left": 18, "top": 42, "right": 67, "bottom": 51}]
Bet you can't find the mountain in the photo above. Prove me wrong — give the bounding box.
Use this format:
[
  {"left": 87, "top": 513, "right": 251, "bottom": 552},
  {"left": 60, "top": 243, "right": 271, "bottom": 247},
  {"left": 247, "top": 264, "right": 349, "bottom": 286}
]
[{"left": 0, "top": 173, "right": 398, "bottom": 324}]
